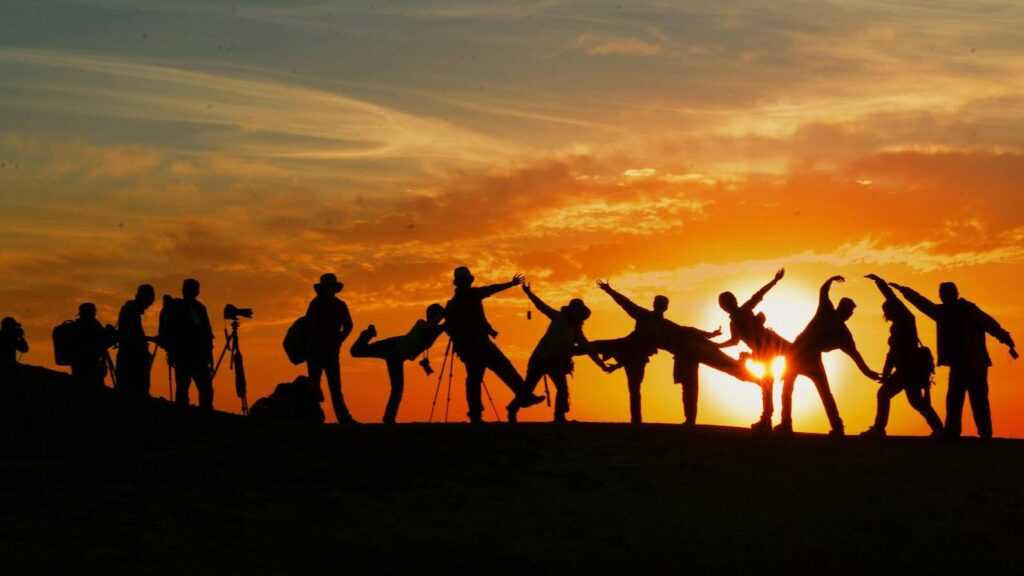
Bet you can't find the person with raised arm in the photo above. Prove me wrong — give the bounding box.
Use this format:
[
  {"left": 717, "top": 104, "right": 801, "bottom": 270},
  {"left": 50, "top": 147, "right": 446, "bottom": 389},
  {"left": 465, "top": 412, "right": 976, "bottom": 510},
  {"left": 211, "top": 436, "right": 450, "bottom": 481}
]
[
  {"left": 860, "top": 274, "right": 943, "bottom": 438},
  {"left": 444, "top": 266, "right": 544, "bottom": 424},
  {"left": 588, "top": 280, "right": 667, "bottom": 424},
  {"left": 509, "top": 282, "right": 615, "bottom": 424},
  {"left": 777, "top": 276, "right": 881, "bottom": 437},
  {"left": 889, "top": 280, "right": 1017, "bottom": 440}
]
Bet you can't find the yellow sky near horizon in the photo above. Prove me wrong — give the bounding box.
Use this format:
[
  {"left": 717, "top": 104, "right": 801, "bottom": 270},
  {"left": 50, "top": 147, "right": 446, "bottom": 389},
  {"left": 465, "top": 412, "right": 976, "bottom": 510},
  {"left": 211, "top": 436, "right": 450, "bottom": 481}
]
[{"left": 1, "top": 0, "right": 1022, "bottom": 435}]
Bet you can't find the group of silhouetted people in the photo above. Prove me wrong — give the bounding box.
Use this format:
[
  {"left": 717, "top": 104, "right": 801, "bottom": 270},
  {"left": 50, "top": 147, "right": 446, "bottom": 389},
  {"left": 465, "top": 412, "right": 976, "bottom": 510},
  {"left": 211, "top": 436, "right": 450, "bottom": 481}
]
[{"left": 1, "top": 266, "right": 1017, "bottom": 439}]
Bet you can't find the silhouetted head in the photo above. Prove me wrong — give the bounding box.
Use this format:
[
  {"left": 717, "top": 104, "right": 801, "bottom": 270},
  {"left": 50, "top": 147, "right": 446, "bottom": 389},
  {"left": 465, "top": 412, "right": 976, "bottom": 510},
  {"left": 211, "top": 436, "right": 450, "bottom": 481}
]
[
  {"left": 939, "top": 282, "right": 959, "bottom": 305},
  {"left": 881, "top": 299, "right": 901, "bottom": 322},
  {"left": 718, "top": 292, "right": 739, "bottom": 314},
  {"left": 425, "top": 303, "right": 445, "bottom": 325},
  {"left": 755, "top": 312, "right": 767, "bottom": 326},
  {"left": 315, "top": 273, "right": 344, "bottom": 296},
  {"left": 136, "top": 284, "right": 156, "bottom": 310},
  {"left": 837, "top": 297, "right": 857, "bottom": 322},
  {"left": 453, "top": 266, "right": 475, "bottom": 289},
  {"left": 78, "top": 302, "right": 97, "bottom": 320},
  {"left": 564, "top": 298, "right": 592, "bottom": 324},
  {"left": 1, "top": 317, "right": 19, "bottom": 333},
  {"left": 653, "top": 295, "right": 669, "bottom": 314},
  {"left": 182, "top": 278, "right": 201, "bottom": 301}
]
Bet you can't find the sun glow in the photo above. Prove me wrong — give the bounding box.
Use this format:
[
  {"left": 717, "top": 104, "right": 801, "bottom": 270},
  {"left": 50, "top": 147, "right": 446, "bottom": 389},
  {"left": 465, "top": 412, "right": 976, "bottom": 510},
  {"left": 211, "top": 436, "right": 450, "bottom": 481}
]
[{"left": 699, "top": 278, "right": 850, "bottom": 427}]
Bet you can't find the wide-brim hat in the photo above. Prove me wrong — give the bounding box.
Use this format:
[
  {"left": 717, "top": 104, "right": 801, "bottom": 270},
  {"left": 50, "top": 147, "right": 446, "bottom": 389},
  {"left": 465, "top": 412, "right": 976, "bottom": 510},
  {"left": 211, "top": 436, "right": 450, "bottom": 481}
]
[
  {"left": 315, "top": 273, "right": 344, "bottom": 293},
  {"left": 565, "top": 298, "right": 591, "bottom": 322}
]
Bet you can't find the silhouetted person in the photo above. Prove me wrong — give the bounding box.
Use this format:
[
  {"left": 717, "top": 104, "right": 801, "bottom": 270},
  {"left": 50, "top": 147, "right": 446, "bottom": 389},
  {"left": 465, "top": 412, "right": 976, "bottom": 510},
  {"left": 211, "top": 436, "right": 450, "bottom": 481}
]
[
  {"left": 510, "top": 283, "right": 614, "bottom": 423},
  {"left": 71, "top": 303, "right": 115, "bottom": 391},
  {"left": 116, "top": 284, "right": 157, "bottom": 398},
  {"left": 716, "top": 268, "right": 791, "bottom": 430},
  {"left": 659, "top": 321, "right": 772, "bottom": 429},
  {"left": 861, "top": 274, "right": 943, "bottom": 438},
  {"left": 778, "top": 276, "right": 880, "bottom": 436},
  {"left": 1, "top": 317, "right": 29, "bottom": 383},
  {"left": 305, "top": 273, "right": 356, "bottom": 424},
  {"left": 444, "top": 267, "right": 542, "bottom": 423},
  {"left": 891, "top": 281, "right": 1018, "bottom": 440},
  {"left": 173, "top": 279, "right": 215, "bottom": 410},
  {"left": 350, "top": 304, "right": 446, "bottom": 424},
  {"left": 589, "top": 281, "right": 667, "bottom": 424}
]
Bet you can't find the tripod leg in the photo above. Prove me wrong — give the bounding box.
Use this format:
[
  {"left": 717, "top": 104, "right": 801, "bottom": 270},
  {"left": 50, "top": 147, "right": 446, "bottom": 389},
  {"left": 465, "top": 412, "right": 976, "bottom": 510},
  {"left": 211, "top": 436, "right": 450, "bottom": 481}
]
[
  {"left": 429, "top": 340, "right": 452, "bottom": 422},
  {"left": 482, "top": 379, "right": 502, "bottom": 423},
  {"left": 445, "top": 353, "right": 455, "bottom": 424}
]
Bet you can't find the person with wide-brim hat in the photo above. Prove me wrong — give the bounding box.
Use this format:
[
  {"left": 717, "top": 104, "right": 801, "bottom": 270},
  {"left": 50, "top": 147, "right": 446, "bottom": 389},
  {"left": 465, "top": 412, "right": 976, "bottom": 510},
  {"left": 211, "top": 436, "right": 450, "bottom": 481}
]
[
  {"left": 511, "top": 283, "right": 615, "bottom": 423},
  {"left": 306, "top": 272, "right": 356, "bottom": 423},
  {"left": 444, "top": 266, "right": 543, "bottom": 423}
]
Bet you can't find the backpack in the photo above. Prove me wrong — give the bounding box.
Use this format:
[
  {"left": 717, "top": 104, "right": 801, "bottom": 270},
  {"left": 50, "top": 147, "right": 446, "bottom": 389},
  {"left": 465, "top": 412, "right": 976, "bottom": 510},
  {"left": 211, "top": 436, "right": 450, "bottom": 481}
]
[
  {"left": 914, "top": 344, "right": 936, "bottom": 386},
  {"left": 52, "top": 320, "right": 78, "bottom": 366},
  {"left": 157, "top": 296, "right": 184, "bottom": 354},
  {"left": 283, "top": 316, "right": 309, "bottom": 365}
]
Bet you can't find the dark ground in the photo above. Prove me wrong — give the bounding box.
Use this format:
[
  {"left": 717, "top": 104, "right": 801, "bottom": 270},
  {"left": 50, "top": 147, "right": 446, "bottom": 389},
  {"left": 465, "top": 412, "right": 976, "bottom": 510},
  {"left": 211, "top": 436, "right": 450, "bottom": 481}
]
[{"left": 1, "top": 366, "right": 1021, "bottom": 574}]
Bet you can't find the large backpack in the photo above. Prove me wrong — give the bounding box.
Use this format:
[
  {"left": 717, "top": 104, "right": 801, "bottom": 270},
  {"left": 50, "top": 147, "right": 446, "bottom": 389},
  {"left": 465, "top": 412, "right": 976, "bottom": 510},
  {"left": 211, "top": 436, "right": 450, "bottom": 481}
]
[
  {"left": 157, "top": 296, "right": 184, "bottom": 355},
  {"left": 52, "top": 320, "right": 78, "bottom": 366},
  {"left": 283, "top": 316, "right": 309, "bottom": 365}
]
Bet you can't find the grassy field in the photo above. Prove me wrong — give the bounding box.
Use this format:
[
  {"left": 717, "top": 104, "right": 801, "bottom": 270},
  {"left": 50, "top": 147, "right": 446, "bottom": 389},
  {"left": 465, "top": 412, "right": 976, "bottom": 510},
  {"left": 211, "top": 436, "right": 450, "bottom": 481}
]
[{"left": 1, "top": 366, "right": 1021, "bottom": 574}]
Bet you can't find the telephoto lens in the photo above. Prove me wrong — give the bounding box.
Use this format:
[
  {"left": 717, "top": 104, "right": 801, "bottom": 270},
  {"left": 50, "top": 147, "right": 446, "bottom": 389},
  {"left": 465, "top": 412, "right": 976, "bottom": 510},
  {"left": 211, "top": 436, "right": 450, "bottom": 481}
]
[{"left": 419, "top": 357, "right": 434, "bottom": 376}]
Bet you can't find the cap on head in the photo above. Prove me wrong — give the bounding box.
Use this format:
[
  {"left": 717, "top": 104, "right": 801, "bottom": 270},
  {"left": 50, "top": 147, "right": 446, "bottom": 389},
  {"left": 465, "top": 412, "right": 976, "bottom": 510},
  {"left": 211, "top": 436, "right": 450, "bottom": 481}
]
[
  {"left": 939, "top": 282, "right": 959, "bottom": 304},
  {"left": 838, "top": 297, "right": 857, "bottom": 320},
  {"left": 316, "top": 273, "right": 344, "bottom": 294},
  {"left": 1, "top": 317, "right": 18, "bottom": 331},
  {"left": 718, "top": 292, "right": 739, "bottom": 313},
  {"left": 653, "top": 295, "right": 669, "bottom": 313},
  {"left": 182, "top": 278, "right": 201, "bottom": 299},
  {"left": 453, "top": 266, "right": 474, "bottom": 288},
  {"left": 78, "top": 302, "right": 97, "bottom": 318}
]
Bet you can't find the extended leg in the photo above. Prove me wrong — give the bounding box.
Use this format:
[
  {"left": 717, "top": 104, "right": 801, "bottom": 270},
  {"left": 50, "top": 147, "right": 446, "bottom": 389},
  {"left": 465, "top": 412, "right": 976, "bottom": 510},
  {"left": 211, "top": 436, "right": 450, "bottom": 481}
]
[
  {"left": 966, "top": 367, "right": 992, "bottom": 439},
  {"left": 809, "top": 365, "right": 843, "bottom": 433},
  {"left": 873, "top": 382, "right": 902, "bottom": 431},
  {"left": 625, "top": 361, "right": 646, "bottom": 425},
  {"left": 324, "top": 355, "right": 353, "bottom": 423},
  {"left": 551, "top": 373, "right": 570, "bottom": 422},
  {"left": 382, "top": 354, "right": 405, "bottom": 424},
  {"left": 463, "top": 358, "right": 486, "bottom": 422},
  {"left": 905, "top": 386, "right": 943, "bottom": 434},
  {"left": 174, "top": 364, "right": 192, "bottom": 407},
  {"left": 945, "top": 367, "right": 968, "bottom": 439}
]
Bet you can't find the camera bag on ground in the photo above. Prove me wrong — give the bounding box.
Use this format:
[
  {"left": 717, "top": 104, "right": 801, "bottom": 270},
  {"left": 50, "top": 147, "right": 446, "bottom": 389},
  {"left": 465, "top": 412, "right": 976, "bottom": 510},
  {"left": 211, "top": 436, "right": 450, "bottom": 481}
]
[{"left": 249, "top": 375, "right": 324, "bottom": 423}]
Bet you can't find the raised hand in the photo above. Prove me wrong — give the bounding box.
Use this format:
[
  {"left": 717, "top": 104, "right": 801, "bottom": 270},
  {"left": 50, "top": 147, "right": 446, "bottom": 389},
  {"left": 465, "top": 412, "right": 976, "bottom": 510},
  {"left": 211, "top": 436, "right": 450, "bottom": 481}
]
[
  {"left": 830, "top": 275, "right": 846, "bottom": 283},
  {"left": 511, "top": 273, "right": 525, "bottom": 286},
  {"left": 1011, "top": 347, "right": 1019, "bottom": 360},
  {"left": 865, "top": 273, "right": 883, "bottom": 282},
  {"left": 597, "top": 280, "right": 612, "bottom": 292},
  {"left": 774, "top": 268, "right": 785, "bottom": 282},
  {"left": 521, "top": 281, "right": 531, "bottom": 294},
  {"left": 708, "top": 326, "right": 723, "bottom": 338}
]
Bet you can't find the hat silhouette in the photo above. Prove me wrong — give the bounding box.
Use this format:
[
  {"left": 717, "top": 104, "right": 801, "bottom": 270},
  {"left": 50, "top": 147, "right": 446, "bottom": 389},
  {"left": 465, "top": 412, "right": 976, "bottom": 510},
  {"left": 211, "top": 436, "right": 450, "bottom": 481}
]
[{"left": 316, "top": 273, "right": 344, "bottom": 294}]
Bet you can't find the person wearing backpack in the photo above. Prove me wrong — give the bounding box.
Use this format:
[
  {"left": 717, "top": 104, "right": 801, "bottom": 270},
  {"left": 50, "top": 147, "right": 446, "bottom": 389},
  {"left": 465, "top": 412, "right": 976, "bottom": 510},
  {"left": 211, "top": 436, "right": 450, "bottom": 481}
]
[
  {"left": 116, "top": 284, "right": 157, "bottom": 398},
  {"left": 861, "top": 274, "right": 943, "bottom": 438},
  {"left": 305, "top": 273, "right": 356, "bottom": 424},
  {"left": 71, "top": 303, "right": 116, "bottom": 391},
  {"left": 173, "top": 279, "right": 215, "bottom": 410}
]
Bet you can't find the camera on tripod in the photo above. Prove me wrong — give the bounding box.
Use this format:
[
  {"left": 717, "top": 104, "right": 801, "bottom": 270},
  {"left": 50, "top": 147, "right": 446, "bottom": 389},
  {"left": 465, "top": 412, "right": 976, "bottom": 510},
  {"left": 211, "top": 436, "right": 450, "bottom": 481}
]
[
  {"left": 224, "top": 304, "right": 254, "bottom": 321},
  {"left": 419, "top": 356, "right": 434, "bottom": 376}
]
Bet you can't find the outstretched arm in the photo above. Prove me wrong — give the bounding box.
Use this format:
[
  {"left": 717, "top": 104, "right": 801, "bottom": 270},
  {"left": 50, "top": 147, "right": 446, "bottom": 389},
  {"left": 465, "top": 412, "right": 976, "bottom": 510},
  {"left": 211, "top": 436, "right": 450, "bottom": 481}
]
[
  {"left": 576, "top": 331, "right": 615, "bottom": 373},
  {"left": 475, "top": 273, "right": 525, "bottom": 299},
  {"left": 975, "top": 306, "right": 1018, "bottom": 360},
  {"left": 522, "top": 283, "right": 558, "bottom": 320},
  {"left": 744, "top": 268, "right": 785, "bottom": 309},
  {"left": 889, "top": 283, "right": 940, "bottom": 320},
  {"left": 819, "top": 275, "right": 845, "bottom": 311},
  {"left": 845, "top": 342, "right": 881, "bottom": 381},
  {"left": 866, "top": 274, "right": 899, "bottom": 303},
  {"left": 597, "top": 280, "right": 647, "bottom": 320}
]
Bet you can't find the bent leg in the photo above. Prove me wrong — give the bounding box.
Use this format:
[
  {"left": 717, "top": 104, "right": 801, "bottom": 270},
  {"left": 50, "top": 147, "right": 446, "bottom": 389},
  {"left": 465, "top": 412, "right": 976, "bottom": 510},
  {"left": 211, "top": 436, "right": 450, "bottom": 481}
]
[
  {"left": 873, "top": 382, "right": 902, "bottom": 430},
  {"left": 482, "top": 341, "right": 526, "bottom": 396},
  {"left": 551, "top": 373, "right": 570, "bottom": 421}
]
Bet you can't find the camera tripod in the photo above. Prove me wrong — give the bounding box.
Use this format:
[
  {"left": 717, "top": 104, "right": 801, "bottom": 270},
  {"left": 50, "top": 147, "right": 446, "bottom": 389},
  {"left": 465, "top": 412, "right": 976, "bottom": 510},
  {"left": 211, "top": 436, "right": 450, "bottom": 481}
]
[
  {"left": 213, "top": 319, "right": 249, "bottom": 415},
  {"left": 427, "top": 338, "right": 502, "bottom": 423}
]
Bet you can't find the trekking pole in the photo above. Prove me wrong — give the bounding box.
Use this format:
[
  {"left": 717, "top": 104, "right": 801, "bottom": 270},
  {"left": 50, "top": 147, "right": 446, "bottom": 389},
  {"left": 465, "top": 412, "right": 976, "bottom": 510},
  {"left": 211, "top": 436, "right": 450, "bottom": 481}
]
[
  {"left": 105, "top": 351, "right": 118, "bottom": 390},
  {"left": 482, "top": 379, "right": 502, "bottom": 423},
  {"left": 429, "top": 339, "right": 453, "bottom": 422}
]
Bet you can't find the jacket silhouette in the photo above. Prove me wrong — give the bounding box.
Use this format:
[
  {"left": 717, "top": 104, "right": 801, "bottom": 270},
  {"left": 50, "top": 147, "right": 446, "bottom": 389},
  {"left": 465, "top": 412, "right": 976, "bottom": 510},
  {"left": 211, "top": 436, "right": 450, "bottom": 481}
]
[
  {"left": 116, "top": 284, "right": 156, "bottom": 398},
  {"left": 891, "top": 281, "right": 1017, "bottom": 439},
  {"left": 444, "top": 266, "right": 541, "bottom": 423},
  {"left": 173, "top": 279, "right": 215, "bottom": 410},
  {"left": 70, "top": 303, "right": 115, "bottom": 391},
  {"left": 1, "top": 317, "right": 29, "bottom": 382},
  {"left": 716, "top": 269, "right": 790, "bottom": 430},
  {"left": 659, "top": 320, "right": 771, "bottom": 428},
  {"left": 511, "top": 283, "right": 613, "bottom": 423},
  {"left": 860, "top": 275, "right": 943, "bottom": 437},
  {"left": 779, "top": 276, "right": 880, "bottom": 436},
  {"left": 305, "top": 273, "right": 356, "bottom": 424},
  {"left": 350, "top": 304, "right": 446, "bottom": 424},
  {"left": 588, "top": 281, "right": 667, "bottom": 424}
]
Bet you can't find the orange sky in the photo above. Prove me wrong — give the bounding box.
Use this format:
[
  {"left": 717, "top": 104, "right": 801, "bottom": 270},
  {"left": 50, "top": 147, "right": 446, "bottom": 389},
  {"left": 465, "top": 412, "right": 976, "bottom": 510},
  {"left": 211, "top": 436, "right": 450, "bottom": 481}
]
[{"left": 1, "top": 1, "right": 1022, "bottom": 436}]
